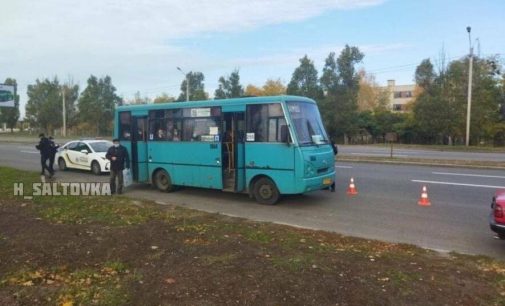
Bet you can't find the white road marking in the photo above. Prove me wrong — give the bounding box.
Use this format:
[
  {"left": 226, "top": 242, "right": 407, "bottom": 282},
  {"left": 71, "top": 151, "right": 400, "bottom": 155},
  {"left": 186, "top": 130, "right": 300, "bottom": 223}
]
[
  {"left": 351, "top": 152, "right": 409, "bottom": 157},
  {"left": 20, "top": 150, "right": 39, "bottom": 154},
  {"left": 335, "top": 165, "right": 353, "bottom": 168},
  {"left": 412, "top": 179, "right": 505, "bottom": 189},
  {"left": 432, "top": 172, "right": 505, "bottom": 179}
]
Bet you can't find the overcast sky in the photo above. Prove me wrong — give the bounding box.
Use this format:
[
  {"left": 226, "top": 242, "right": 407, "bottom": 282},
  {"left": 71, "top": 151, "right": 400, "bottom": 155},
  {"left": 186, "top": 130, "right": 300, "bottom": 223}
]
[{"left": 1, "top": 0, "right": 504, "bottom": 118}]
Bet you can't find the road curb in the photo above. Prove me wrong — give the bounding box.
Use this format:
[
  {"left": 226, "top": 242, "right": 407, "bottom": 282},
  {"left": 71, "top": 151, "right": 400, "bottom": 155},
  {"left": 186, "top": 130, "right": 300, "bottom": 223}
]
[{"left": 337, "top": 156, "right": 505, "bottom": 170}]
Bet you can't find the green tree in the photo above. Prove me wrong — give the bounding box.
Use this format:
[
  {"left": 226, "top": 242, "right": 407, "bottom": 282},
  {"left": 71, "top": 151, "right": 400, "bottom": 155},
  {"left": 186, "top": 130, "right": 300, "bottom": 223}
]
[
  {"left": 412, "top": 89, "right": 455, "bottom": 143},
  {"left": 214, "top": 77, "right": 228, "bottom": 99},
  {"left": 412, "top": 55, "right": 502, "bottom": 145},
  {"left": 177, "top": 71, "right": 208, "bottom": 101},
  {"left": 61, "top": 81, "right": 80, "bottom": 130},
  {"left": 320, "top": 46, "right": 364, "bottom": 143},
  {"left": 0, "top": 78, "right": 20, "bottom": 132},
  {"left": 415, "top": 59, "right": 436, "bottom": 91},
  {"left": 214, "top": 69, "right": 244, "bottom": 99},
  {"left": 412, "top": 58, "right": 457, "bottom": 144},
  {"left": 454, "top": 57, "right": 502, "bottom": 144},
  {"left": 78, "top": 75, "right": 121, "bottom": 135},
  {"left": 287, "top": 55, "right": 323, "bottom": 100},
  {"left": 25, "top": 78, "right": 62, "bottom": 133},
  {"left": 320, "top": 52, "right": 339, "bottom": 94}
]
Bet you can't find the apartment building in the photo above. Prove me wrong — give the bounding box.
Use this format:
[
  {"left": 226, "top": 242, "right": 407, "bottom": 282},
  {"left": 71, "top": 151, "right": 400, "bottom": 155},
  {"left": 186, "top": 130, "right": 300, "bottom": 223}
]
[{"left": 383, "top": 79, "right": 416, "bottom": 112}]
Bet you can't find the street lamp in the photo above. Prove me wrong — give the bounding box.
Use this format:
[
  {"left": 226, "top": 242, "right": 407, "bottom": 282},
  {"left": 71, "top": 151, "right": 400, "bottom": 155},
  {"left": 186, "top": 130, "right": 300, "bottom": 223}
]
[
  {"left": 177, "top": 67, "right": 189, "bottom": 102},
  {"left": 465, "top": 26, "right": 474, "bottom": 147}
]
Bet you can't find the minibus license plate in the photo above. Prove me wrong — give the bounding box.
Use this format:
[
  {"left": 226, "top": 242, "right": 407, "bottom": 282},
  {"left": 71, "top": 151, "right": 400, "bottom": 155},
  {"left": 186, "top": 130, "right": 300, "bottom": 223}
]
[{"left": 323, "top": 178, "right": 332, "bottom": 185}]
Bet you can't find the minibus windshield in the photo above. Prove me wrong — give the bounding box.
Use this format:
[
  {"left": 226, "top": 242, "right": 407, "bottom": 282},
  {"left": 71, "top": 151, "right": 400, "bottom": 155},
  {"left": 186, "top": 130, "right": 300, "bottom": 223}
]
[{"left": 287, "top": 102, "right": 328, "bottom": 145}]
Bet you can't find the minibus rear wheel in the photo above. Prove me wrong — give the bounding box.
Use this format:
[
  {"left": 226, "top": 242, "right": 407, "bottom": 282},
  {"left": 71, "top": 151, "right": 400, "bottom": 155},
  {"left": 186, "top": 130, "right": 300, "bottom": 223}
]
[
  {"left": 154, "top": 169, "right": 175, "bottom": 192},
  {"left": 253, "top": 177, "right": 280, "bottom": 205}
]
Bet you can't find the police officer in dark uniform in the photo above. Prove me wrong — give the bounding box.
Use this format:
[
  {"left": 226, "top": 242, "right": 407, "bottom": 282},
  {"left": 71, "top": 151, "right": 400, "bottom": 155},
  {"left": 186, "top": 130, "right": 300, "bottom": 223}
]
[
  {"left": 106, "top": 138, "right": 130, "bottom": 194},
  {"left": 35, "top": 133, "right": 54, "bottom": 177},
  {"left": 48, "top": 136, "right": 59, "bottom": 174}
]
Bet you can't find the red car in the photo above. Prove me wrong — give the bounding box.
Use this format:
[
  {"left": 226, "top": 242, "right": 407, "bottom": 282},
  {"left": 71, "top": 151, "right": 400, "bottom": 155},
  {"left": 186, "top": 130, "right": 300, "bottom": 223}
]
[{"left": 490, "top": 190, "right": 505, "bottom": 240}]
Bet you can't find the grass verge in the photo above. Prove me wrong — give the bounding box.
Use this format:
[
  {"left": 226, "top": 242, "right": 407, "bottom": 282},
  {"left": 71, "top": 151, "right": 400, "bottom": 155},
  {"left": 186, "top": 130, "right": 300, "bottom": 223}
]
[{"left": 0, "top": 166, "right": 504, "bottom": 305}]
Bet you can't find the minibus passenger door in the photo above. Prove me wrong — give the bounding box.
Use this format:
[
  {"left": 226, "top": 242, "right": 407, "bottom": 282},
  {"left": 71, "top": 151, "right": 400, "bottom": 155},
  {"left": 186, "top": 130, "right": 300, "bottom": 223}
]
[
  {"left": 244, "top": 103, "right": 295, "bottom": 194},
  {"left": 131, "top": 116, "right": 148, "bottom": 182}
]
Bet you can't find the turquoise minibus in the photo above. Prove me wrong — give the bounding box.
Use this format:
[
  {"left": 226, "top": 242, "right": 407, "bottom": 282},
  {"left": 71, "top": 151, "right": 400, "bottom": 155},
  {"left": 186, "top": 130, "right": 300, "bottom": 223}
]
[{"left": 114, "top": 95, "right": 335, "bottom": 204}]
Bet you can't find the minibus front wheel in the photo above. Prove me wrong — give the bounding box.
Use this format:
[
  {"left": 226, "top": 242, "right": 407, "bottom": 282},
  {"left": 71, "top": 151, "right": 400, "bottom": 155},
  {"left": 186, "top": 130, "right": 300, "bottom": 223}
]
[
  {"left": 252, "top": 177, "right": 280, "bottom": 205},
  {"left": 153, "top": 169, "right": 176, "bottom": 192}
]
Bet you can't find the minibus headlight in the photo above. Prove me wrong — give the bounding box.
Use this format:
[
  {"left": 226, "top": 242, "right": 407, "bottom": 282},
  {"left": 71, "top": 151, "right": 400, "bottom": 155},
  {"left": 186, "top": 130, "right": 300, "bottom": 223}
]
[{"left": 304, "top": 163, "right": 315, "bottom": 175}]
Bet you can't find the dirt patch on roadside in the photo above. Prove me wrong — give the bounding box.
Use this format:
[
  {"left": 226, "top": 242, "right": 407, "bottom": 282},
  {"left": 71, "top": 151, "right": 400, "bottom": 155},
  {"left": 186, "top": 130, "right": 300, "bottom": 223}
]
[{"left": 1, "top": 196, "right": 504, "bottom": 306}]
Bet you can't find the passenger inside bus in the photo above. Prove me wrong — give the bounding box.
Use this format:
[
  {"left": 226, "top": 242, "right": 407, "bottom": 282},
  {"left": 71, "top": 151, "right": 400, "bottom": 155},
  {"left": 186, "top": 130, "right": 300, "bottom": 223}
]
[
  {"left": 157, "top": 128, "right": 165, "bottom": 140},
  {"left": 173, "top": 129, "right": 180, "bottom": 141}
]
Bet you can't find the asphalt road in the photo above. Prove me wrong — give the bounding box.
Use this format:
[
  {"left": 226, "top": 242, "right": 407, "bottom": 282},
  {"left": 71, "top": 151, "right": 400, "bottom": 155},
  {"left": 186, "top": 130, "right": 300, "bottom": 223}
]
[
  {"left": 339, "top": 145, "right": 505, "bottom": 161},
  {"left": 1, "top": 142, "right": 504, "bottom": 259}
]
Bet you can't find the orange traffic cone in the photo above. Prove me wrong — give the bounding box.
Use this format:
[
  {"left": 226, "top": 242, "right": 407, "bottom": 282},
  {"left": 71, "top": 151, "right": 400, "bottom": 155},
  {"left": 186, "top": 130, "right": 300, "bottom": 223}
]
[
  {"left": 347, "top": 177, "right": 358, "bottom": 196},
  {"left": 418, "top": 185, "right": 431, "bottom": 206}
]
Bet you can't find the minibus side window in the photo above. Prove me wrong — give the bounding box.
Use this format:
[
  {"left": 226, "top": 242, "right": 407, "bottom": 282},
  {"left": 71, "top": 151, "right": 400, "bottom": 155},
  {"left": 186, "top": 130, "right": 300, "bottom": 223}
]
[
  {"left": 181, "top": 107, "right": 220, "bottom": 142},
  {"left": 246, "top": 103, "right": 287, "bottom": 143},
  {"left": 119, "top": 112, "right": 131, "bottom": 140}
]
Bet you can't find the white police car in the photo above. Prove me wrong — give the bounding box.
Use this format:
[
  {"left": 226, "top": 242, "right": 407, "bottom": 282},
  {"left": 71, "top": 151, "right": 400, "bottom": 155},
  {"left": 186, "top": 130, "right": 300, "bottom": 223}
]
[{"left": 56, "top": 139, "right": 112, "bottom": 175}]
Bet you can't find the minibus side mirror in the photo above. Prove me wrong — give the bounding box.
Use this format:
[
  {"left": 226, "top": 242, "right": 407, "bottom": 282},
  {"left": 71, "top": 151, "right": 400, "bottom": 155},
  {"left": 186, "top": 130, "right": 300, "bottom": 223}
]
[
  {"left": 331, "top": 141, "right": 338, "bottom": 156},
  {"left": 280, "top": 125, "right": 290, "bottom": 144}
]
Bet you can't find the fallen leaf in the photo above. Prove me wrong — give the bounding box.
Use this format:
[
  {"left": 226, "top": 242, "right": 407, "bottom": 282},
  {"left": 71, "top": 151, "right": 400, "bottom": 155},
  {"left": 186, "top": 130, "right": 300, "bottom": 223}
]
[
  {"left": 61, "top": 300, "right": 74, "bottom": 306},
  {"left": 165, "top": 278, "right": 176, "bottom": 285}
]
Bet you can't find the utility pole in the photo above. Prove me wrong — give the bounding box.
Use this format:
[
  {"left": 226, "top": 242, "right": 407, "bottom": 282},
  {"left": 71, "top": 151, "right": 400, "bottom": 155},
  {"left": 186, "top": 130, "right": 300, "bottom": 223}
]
[
  {"left": 177, "top": 67, "right": 189, "bottom": 101},
  {"left": 62, "top": 85, "right": 66, "bottom": 137},
  {"left": 465, "top": 26, "right": 473, "bottom": 147}
]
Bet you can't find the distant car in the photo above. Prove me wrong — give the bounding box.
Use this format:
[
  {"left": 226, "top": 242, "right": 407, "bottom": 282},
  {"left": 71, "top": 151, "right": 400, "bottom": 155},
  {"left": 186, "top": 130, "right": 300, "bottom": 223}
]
[
  {"left": 56, "top": 140, "right": 112, "bottom": 175},
  {"left": 490, "top": 190, "right": 505, "bottom": 240}
]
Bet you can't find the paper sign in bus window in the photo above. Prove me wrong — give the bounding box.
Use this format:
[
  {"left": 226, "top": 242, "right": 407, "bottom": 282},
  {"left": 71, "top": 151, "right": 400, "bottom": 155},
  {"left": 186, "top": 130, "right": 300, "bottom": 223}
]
[
  {"left": 209, "top": 127, "right": 219, "bottom": 135},
  {"left": 246, "top": 133, "right": 255, "bottom": 142},
  {"left": 201, "top": 135, "right": 215, "bottom": 142},
  {"left": 191, "top": 108, "right": 211, "bottom": 117}
]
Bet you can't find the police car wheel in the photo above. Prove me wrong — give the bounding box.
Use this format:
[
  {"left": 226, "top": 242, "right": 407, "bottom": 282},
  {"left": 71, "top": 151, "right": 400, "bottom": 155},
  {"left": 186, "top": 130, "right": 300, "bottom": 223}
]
[
  {"left": 91, "top": 161, "right": 101, "bottom": 175},
  {"left": 58, "top": 158, "right": 67, "bottom": 171}
]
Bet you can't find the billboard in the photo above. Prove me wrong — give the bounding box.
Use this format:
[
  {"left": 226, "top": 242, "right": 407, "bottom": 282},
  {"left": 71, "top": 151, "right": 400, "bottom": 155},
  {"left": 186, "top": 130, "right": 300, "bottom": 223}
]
[{"left": 0, "top": 84, "right": 16, "bottom": 107}]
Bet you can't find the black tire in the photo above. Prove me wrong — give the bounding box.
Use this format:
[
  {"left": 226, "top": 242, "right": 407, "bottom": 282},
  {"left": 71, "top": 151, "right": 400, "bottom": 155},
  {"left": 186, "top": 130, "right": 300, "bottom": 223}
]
[
  {"left": 252, "top": 177, "right": 280, "bottom": 205},
  {"left": 153, "top": 169, "right": 175, "bottom": 192},
  {"left": 498, "top": 233, "right": 505, "bottom": 240},
  {"left": 58, "top": 158, "right": 67, "bottom": 171},
  {"left": 91, "top": 161, "right": 101, "bottom": 175}
]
